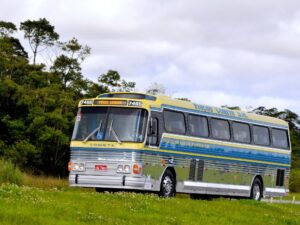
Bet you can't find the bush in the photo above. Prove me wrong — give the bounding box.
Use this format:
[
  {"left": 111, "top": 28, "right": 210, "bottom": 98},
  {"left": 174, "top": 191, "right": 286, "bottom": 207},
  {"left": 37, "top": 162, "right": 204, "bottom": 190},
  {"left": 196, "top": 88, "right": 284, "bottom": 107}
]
[
  {"left": 0, "top": 159, "right": 23, "bottom": 185},
  {"left": 290, "top": 169, "right": 300, "bottom": 192}
]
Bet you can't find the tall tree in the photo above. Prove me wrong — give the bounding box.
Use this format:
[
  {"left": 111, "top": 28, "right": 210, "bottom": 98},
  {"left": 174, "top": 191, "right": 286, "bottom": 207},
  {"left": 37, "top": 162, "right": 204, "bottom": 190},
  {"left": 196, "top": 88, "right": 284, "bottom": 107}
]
[
  {"left": 0, "top": 21, "right": 28, "bottom": 79},
  {"left": 51, "top": 38, "right": 91, "bottom": 91},
  {"left": 20, "top": 18, "right": 59, "bottom": 65},
  {"left": 99, "top": 70, "right": 136, "bottom": 92},
  {"left": 61, "top": 37, "right": 91, "bottom": 62}
]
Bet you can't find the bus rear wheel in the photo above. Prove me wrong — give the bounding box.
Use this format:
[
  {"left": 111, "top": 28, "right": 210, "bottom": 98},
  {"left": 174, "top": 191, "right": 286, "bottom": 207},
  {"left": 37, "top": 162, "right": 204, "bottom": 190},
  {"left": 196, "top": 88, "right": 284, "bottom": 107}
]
[
  {"left": 250, "top": 178, "right": 263, "bottom": 201},
  {"left": 159, "top": 170, "right": 175, "bottom": 197}
]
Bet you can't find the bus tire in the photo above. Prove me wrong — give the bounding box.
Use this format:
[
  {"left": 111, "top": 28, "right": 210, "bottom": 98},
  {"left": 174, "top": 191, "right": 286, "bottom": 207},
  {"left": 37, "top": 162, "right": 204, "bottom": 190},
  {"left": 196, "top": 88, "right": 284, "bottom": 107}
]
[
  {"left": 250, "top": 178, "right": 263, "bottom": 201},
  {"left": 159, "top": 170, "right": 175, "bottom": 197}
]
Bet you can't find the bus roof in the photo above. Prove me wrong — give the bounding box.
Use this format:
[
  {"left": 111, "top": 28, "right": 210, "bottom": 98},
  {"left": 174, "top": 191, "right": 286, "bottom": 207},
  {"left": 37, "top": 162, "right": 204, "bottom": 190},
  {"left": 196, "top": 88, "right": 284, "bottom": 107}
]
[
  {"left": 153, "top": 94, "right": 288, "bottom": 128},
  {"left": 84, "top": 92, "right": 289, "bottom": 129}
]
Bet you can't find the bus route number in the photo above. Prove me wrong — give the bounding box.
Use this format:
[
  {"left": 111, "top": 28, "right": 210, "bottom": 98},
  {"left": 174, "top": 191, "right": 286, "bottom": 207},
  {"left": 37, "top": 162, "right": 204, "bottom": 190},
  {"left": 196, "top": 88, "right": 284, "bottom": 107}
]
[{"left": 128, "top": 101, "right": 142, "bottom": 107}]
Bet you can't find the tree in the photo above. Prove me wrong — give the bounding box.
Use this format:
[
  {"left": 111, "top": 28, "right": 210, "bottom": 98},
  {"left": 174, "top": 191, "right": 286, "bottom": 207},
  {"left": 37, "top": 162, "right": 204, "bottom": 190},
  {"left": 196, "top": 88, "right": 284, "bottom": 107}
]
[
  {"left": 0, "top": 37, "right": 28, "bottom": 79},
  {"left": 61, "top": 37, "right": 91, "bottom": 62},
  {"left": 146, "top": 82, "right": 166, "bottom": 95},
  {"left": 20, "top": 18, "right": 59, "bottom": 65},
  {"left": 98, "top": 70, "right": 136, "bottom": 92},
  {"left": 51, "top": 55, "right": 81, "bottom": 88},
  {"left": 222, "top": 105, "right": 241, "bottom": 110},
  {"left": 0, "top": 21, "right": 28, "bottom": 78},
  {"left": 0, "top": 21, "right": 17, "bottom": 37},
  {"left": 51, "top": 38, "right": 90, "bottom": 88},
  {"left": 252, "top": 107, "right": 300, "bottom": 132},
  {"left": 119, "top": 80, "right": 135, "bottom": 92},
  {"left": 0, "top": 18, "right": 136, "bottom": 176},
  {"left": 99, "top": 70, "right": 121, "bottom": 88}
]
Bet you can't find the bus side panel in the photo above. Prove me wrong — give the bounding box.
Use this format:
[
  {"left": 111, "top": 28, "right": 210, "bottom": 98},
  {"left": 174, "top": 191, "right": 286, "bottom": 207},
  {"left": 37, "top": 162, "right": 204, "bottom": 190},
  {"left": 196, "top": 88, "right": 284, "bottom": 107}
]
[{"left": 157, "top": 134, "right": 290, "bottom": 197}]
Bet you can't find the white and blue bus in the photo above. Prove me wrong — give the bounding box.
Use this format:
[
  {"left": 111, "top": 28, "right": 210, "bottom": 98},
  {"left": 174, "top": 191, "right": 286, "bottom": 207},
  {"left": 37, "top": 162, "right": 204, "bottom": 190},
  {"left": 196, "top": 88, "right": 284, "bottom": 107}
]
[{"left": 69, "top": 92, "right": 291, "bottom": 200}]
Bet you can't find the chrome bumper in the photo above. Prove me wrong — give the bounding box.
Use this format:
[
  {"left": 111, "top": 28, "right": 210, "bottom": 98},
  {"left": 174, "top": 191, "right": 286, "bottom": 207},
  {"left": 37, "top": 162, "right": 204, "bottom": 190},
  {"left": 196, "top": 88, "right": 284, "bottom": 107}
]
[{"left": 69, "top": 174, "right": 152, "bottom": 190}]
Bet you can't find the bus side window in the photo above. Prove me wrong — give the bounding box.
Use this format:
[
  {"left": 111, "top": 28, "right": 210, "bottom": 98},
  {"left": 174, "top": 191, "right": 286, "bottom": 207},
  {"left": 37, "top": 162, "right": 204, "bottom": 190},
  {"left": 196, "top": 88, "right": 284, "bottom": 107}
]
[
  {"left": 188, "top": 114, "right": 209, "bottom": 137},
  {"left": 272, "top": 128, "right": 289, "bottom": 149},
  {"left": 253, "top": 125, "right": 270, "bottom": 146},
  {"left": 147, "top": 118, "right": 159, "bottom": 146}
]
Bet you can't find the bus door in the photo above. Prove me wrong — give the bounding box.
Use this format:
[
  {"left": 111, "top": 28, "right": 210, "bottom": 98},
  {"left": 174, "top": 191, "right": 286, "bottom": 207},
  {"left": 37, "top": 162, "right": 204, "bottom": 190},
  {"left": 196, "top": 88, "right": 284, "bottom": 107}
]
[{"left": 146, "top": 112, "right": 162, "bottom": 147}]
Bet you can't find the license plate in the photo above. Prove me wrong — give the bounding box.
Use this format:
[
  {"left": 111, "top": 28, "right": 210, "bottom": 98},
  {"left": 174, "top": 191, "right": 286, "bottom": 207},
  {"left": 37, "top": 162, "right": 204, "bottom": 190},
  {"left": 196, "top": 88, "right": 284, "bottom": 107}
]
[{"left": 95, "top": 165, "right": 107, "bottom": 171}]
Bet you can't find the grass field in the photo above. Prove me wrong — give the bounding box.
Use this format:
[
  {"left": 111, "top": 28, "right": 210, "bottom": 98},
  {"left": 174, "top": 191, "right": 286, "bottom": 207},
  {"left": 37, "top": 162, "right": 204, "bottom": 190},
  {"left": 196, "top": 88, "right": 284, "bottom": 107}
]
[{"left": 0, "top": 184, "right": 299, "bottom": 225}]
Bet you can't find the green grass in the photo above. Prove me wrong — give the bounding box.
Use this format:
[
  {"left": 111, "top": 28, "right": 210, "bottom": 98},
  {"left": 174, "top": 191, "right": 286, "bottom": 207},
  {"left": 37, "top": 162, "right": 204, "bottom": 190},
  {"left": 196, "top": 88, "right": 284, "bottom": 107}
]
[
  {"left": 0, "top": 159, "right": 23, "bottom": 185},
  {"left": 0, "top": 184, "right": 299, "bottom": 225},
  {"left": 22, "top": 174, "right": 68, "bottom": 189},
  {"left": 0, "top": 160, "right": 299, "bottom": 225}
]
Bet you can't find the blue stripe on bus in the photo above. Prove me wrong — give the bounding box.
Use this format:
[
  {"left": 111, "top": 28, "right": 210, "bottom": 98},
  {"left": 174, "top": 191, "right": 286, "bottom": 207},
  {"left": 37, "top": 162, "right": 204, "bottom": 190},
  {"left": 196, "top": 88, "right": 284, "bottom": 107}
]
[{"left": 160, "top": 138, "right": 290, "bottom": 165}]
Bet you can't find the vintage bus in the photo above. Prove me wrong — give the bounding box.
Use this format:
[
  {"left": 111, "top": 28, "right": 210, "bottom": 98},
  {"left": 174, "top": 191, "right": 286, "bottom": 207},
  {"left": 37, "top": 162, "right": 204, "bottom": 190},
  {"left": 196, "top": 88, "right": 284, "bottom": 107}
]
[{"left": 69, "top": 92, "right": 291, "bottom": 200}]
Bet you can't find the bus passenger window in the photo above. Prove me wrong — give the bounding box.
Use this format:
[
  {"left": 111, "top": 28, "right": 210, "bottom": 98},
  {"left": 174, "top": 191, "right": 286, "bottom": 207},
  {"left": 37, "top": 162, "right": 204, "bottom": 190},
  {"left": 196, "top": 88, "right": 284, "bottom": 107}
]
[
  {"left": 211, "top": 119, "right": 230, "bottom": 140},
  {"left": 272, "top": 129, "right": 288, "bottom": 149},
  {"left": 163, "top": 110, "right": 186, "bottom": 134},
  {"left": 232, "top": 122, "right": 250, "bottom": 143},
  {"left": 253, "top": 125, "right": 270, "bottom": 146},
  {"left": 188, "top": 115, "right": 209, "bottom": 137}
]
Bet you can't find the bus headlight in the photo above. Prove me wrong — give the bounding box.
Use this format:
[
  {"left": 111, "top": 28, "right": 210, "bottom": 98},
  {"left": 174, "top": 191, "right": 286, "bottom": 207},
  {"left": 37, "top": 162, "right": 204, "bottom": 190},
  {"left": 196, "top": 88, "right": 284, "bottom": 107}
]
[
  {"left": 73, "top": 163, "right": 85, "bottom": 171},
  {"left": 117, "top": 165, "right": 123, "bottom": 173},
  {"left": 124, "top": 165, "right": 130, "bottom": 173},
  {"left": 116, "top": 164, "right": 131, "bottom": 174}
]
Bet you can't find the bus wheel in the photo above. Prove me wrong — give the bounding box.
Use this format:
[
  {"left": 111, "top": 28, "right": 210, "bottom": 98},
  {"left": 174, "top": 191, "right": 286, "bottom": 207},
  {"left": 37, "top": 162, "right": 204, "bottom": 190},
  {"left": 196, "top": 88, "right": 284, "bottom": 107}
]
[
  {"left": 250, "top": 178, "right": 263, "bottom": 201},
  {"left": 159, "top": 170, "right": 175, "bottom": 197}
]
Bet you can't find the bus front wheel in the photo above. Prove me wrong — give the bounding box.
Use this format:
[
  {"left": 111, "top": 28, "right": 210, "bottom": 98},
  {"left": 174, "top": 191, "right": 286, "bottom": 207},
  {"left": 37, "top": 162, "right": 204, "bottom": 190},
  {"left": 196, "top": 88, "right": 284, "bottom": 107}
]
[{"left": 159, "top": 170, "right": 175, "bottom": 197}]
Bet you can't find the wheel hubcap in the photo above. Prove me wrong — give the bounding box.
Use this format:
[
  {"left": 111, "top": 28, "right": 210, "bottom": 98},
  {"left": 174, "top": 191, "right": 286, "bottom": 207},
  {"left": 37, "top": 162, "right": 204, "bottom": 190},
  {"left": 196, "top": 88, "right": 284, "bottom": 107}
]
[
  {"left": 253, "top": 184, "right": 261, "bottom": 200},
  {"left": 163, "top": 176, "right": 173, "bottom": 196}
]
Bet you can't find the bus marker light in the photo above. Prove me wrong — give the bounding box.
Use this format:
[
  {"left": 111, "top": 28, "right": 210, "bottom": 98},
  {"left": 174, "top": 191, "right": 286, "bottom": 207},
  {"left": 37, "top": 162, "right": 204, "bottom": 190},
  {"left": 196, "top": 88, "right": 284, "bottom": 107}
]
[
  {"left": 133, "top": 164, "right": 141, "bottom": 174},
  {"left": 95, "top": 165, "right": 107, "bottom": 171},
  {"left": 68, "top": 162, "right": 72, "bottom": 172}
]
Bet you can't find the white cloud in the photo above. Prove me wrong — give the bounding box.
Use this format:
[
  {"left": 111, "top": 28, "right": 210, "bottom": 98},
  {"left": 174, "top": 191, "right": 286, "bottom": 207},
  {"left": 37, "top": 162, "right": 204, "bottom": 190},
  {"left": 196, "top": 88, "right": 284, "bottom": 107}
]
[{"left": 1, "top": 0, "right": 300, "bottom": 115}]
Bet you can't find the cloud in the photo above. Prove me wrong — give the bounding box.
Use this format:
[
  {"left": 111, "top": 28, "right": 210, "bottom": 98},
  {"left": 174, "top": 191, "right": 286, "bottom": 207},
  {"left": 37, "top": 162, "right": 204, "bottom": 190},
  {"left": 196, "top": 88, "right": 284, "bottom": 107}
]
[{"left": 1, "top": 0, "right": 300, "bottom": 114}]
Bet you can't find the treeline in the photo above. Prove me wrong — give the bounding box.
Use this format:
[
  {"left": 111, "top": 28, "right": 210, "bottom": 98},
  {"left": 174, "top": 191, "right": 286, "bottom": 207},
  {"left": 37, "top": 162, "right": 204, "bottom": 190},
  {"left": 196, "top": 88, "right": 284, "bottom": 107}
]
[{"left": 0, "top": 18, "right": 135, "bottom": 175}]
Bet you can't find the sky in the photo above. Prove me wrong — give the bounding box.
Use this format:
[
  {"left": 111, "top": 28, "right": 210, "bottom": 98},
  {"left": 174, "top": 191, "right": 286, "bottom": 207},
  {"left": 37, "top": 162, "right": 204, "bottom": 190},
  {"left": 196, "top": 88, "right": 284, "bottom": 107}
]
[{"left": 1, "top": 0, "right": 300, "bottom": 114}]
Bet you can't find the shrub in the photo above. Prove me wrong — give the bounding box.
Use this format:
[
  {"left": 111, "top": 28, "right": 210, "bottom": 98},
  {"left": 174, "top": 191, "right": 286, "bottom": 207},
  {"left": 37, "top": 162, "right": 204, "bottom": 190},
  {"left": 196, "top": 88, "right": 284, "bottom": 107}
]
[
  {"left": 290, "top": 169, "right": 300, "bottom": 192},
  {"left": 0, "top": 159, "right": 23, "bottom": 185}
]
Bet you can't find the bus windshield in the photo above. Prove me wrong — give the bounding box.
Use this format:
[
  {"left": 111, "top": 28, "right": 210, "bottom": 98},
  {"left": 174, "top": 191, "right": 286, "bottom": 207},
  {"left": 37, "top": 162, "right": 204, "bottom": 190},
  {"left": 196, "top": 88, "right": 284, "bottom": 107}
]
[{"left": 72, "top": 107, "right": 148, "bottom": 143}]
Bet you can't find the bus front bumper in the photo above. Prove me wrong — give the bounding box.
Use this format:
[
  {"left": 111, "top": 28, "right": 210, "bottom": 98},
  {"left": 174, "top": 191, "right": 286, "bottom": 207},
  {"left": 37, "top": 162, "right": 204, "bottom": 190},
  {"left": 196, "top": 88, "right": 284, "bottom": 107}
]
[{"left": 69, "top": 174, "right": 154, "bottom": 190}]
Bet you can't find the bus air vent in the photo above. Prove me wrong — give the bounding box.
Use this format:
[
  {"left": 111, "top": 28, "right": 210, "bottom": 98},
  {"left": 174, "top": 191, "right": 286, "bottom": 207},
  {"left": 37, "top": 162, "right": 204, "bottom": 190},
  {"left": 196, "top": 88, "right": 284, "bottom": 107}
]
[{"left": 98, "top": 93, "right": 156, "bottom": 101}]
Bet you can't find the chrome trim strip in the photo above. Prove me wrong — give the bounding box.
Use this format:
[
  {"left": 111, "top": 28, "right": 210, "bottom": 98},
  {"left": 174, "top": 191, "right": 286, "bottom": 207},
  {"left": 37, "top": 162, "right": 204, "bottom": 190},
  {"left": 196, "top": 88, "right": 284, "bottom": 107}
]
[
  {"left": 265, "top": 188, "right": 287, "bottom": 193},
  {"left": 184, "top": 181, "right": 250, "bottom": 191}
]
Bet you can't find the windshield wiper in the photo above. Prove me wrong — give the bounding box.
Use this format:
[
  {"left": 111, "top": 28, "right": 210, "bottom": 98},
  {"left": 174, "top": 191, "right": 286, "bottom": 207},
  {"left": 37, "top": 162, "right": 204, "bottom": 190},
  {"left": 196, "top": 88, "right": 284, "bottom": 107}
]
[
  {"left": 83, "top": 120, "right": 102, "bottom": 142},
  {"left": 109, "top": 120, "right": 122, "bottom": 144}
]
